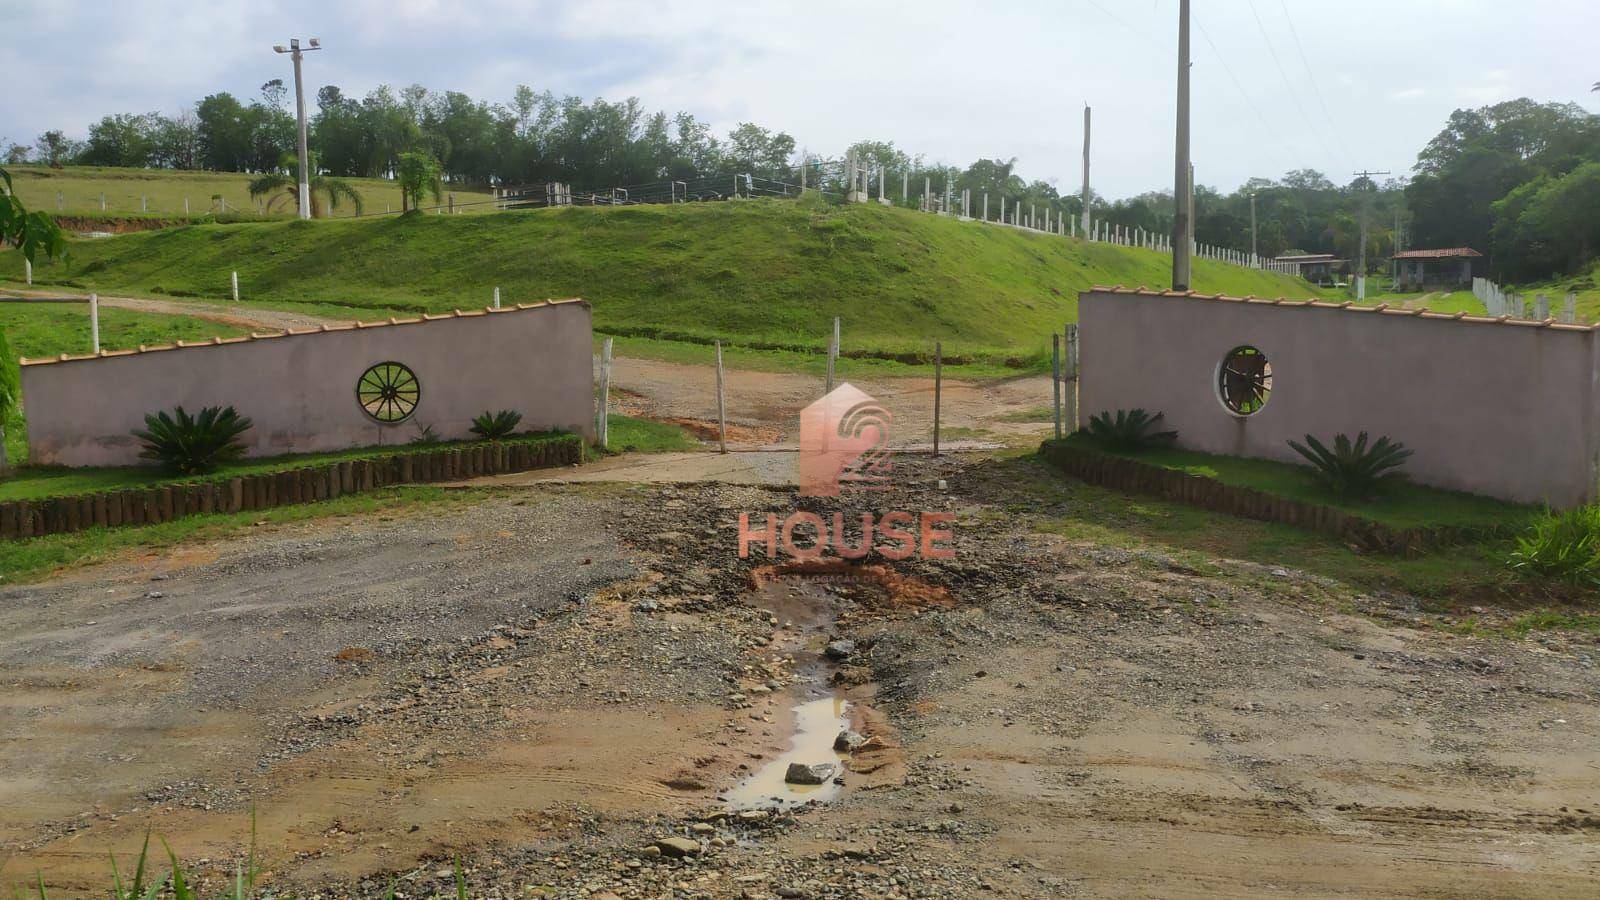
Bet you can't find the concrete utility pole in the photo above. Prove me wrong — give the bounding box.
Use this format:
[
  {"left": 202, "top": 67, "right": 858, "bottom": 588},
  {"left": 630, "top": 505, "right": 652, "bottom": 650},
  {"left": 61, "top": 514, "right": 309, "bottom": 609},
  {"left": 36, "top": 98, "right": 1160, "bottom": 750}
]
[
  {"left": 1171, "top": 0, "right": 1193, "bottom": 291},
  {"left": 1353, "top": 169, "right": 1390, "bottom": 299},
  {"left": 1081, "top": 105, "right": 1092, "bottom": 236},
  {"left": 273, "top": 37, "right": 322, "bottom": 221},
  {"left": 1249, "top": 193, "right": 1258, "bottom": 264}
]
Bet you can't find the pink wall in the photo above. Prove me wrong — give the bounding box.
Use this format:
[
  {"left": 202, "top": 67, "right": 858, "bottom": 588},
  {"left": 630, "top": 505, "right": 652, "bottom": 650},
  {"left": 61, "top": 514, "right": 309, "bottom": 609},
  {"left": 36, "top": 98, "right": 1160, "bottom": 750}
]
[
  {"left": 1078, "top": 290, "right": 1599, "bottom": 507},
  {"left": 22, "top": 301, "right": 595, "bottom": 468}
]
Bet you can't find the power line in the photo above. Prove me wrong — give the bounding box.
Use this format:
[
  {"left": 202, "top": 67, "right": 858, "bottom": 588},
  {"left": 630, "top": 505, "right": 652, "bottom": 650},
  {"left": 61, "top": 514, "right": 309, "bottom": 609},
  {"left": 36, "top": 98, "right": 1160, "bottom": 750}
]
[
  {"left": 1245, "top": 0, "right": 1337, "bottom": 166},
  {"left": 1277, "top": 0, "right": 1352, "bottom": 165},
  {"left": 1194, "top": 14, "right": 1301, "bottom": 165}
]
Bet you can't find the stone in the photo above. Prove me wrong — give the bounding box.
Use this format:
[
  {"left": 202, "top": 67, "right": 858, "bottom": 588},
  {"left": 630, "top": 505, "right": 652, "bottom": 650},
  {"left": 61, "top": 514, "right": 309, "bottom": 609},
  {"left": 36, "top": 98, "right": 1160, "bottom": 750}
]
[
  {"left": 785, "top": 762, "right": 836, "bottom": 785},
  {"left": 654, "top": 836, "right": 699, "bottom": 857},
  {"left": 834, "top": 729, "right": 865, "bottom": 752},
  {"left": 824, "top": 640, "right": 856, "bottom": 661}
]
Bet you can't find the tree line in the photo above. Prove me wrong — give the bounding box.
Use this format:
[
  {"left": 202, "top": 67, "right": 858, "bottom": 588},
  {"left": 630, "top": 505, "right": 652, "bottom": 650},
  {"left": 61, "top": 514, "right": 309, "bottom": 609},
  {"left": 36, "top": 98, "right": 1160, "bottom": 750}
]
[{"left": 7, "top": 82, "right": 1598, "bottom": 282}]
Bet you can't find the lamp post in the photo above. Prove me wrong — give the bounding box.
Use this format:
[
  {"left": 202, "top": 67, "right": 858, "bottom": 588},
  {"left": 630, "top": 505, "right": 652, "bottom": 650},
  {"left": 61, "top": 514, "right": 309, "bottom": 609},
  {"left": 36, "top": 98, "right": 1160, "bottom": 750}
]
[{"left": 273, "top": 37, "right": 321, "bottom": 221}]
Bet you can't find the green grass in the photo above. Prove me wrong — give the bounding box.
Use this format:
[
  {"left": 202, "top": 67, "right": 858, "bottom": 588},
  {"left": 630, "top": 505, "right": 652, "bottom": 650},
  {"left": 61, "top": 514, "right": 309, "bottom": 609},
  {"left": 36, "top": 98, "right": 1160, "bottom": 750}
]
[
  {"left": 605, "top": 414, "right": 699, "bottom": 454},
  {"left": 1059, "top": 433, "right": 1532, "bottom": 531},
  {"left": 3, "top": 195, "right": 1326, "bottom": 367},
  {"left": 0, "top": 432, "right": 577, "bottom": 502},
  {"left": 6, "top": 164, "right": 495, "bottom": 220},
  {"left": 0, "top": 484, "right": 481, "bottom": 585}
]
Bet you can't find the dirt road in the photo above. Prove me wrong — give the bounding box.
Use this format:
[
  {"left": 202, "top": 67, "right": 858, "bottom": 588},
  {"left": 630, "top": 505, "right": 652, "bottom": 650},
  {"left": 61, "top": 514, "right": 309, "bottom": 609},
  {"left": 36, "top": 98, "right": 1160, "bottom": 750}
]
[{"left": 3, "top": 454, "right": 1596, "bottom": 897}]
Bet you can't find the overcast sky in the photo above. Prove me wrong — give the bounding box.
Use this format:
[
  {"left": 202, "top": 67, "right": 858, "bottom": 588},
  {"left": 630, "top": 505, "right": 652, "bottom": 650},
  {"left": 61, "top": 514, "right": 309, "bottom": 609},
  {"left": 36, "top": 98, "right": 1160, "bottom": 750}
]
[{"left": 3, "top": 0, "right": 1596, "bottom": 198}]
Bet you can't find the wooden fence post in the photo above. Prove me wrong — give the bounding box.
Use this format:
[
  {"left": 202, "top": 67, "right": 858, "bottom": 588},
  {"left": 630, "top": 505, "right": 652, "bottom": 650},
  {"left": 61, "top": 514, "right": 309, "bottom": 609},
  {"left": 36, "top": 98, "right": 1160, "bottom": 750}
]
[
  {"left": 933, "top": 341, "right": 943, "bottom": 456},
  {"left": 715, "top": 340, "right": 727, "bottom": 454},
  {"left": 598, "top": 337, "right": 613, "bottom": 449},
  {"left": 825, "top": 316, "right": 839, "bottom": 395},
  {"left": 1064, "top": 323, "right": 1080, "bottom": 433},
  {"left": 1051, "top": 332, "right": 1062, "bottom": 439}
]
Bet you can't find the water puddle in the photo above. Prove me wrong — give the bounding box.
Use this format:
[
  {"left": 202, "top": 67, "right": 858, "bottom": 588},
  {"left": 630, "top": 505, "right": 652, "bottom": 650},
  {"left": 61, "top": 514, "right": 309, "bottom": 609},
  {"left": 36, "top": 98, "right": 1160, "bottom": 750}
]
[{"left": 723, "top": 695, "right": 851, "bottom": 810}]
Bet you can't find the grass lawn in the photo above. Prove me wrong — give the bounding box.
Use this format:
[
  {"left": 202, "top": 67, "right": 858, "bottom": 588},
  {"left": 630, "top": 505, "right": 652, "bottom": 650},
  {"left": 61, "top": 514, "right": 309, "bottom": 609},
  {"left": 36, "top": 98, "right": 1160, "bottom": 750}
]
[
  {"left": 6, "top": 164, "right": 495, "bottom": 220},
  {"left": 1057, "top": 433, "right": 1532, "bottom": 531},
  {"left": 605, "top": 414, "right": 700, "bottom": 454},
  {"left": 2, "top": 196, "right": 1326, "bottom": 368},
  {"left": 0, "top": 485, "right": 482, "bottom": 584}
]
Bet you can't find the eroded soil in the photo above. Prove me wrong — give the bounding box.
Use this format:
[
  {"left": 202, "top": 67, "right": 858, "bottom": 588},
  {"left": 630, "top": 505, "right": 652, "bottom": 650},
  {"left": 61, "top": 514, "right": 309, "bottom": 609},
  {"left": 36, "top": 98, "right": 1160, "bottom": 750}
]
[{"left": 2, "top": 455, "right": 1597, "bottom": 898}]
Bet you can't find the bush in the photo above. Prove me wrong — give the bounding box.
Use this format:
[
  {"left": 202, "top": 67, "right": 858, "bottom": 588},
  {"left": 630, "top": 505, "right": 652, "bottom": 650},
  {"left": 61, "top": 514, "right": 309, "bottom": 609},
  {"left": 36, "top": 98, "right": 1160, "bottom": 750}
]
[
  {"left": 1084, "top": 409, "right": 1177, "bottom": 452},
  {"left": 132, "top": 405, "right": 253, "bottom": 474},
  {"left": 1286, "top": 432, "right": 1412, "bottom": 496},
  {"left": 1507, "top": 506, "right": 1600, "bottom": 588},
  {"left": 470, "top": 409, "right": 523, "bottom": 440}
]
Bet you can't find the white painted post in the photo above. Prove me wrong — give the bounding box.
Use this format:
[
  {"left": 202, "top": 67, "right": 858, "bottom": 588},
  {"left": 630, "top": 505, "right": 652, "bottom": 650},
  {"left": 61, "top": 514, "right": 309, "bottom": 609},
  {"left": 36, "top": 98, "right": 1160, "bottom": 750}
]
[
  {"left": 184, "top": 197, "right": 189, "bottom": 215},
  {"left": 1000, "top": 196, "right": 1006, "bottom": 226},
  {"left": 56, "top": 191, "right": 63, "bottom": 211},
  {"left": 826, "top": 316, "right": 840, "bottom": 394},
  {"left": 493, "top": 286, "right": 501, "bottom": 309},
  {"left": 879, "top": 167, "right": 886, "bottom": 203},
  {"left": 924, "top": 177, "right": 931, "bottom": 212},
  {"left": 983, "top": 193, "right": 988, "bottom": 221},
  {"left": 598, "top": 337, "right": 613, "bottom": 449},
  {"left": 902, "top": 170, "right": 909, "bottom": 202},
  {"left": 100, "top": 192, "right": 106, "bottom": 212},
  {"left": 715, "top": 340, "right": 727, "bottom": 454},
  {"left": 23, "top": 258, "right": 30, "bottom": 286},
  {"left": 1535, "top": 293, "right": 1550, "bottom": 320},
  {"left": 231, "top": 271, "right": 239, "bottom": 302},
  {"left": 141, "top": 195, "right": 147, "bottom": 213},
  {"left": 1564, "top": 293, "right": 1578, "bottom": 324},
  {"left": 90, "top": 293, "right": 100, "bottom": 353}
]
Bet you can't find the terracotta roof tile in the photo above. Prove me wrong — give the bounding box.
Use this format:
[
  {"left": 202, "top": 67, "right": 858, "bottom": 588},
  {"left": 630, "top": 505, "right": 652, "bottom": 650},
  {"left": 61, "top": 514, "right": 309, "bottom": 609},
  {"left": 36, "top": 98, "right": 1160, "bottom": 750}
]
[{"left": 1083, "top": 287, "right": 1593, "bottom": 332}]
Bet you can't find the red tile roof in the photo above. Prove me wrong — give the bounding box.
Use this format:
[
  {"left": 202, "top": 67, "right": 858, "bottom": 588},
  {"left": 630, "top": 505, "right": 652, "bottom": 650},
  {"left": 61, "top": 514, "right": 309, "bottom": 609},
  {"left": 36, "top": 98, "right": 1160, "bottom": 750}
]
[
  {"left": 1085, "top": 286, "right": 1590, "bottom": 331},
  {"left": 1392, "top": 247, "right": 1482, "bottom": 259}
]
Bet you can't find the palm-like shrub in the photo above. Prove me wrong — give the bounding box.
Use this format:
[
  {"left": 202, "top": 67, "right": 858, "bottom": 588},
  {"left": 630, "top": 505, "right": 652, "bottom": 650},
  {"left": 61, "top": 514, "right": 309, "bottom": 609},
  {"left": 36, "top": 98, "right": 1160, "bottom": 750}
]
[
  {"left": 248, "top": 152, "right": 364, "bottom": 218},
  {"left": 1286, "top": 432, "right": 1412, "bottom": 496},
  {"left": 1507, "top": 506, "right": 1600, "bottom": 588},
  {"left": 470, "top": 410, "right": 523, "bottom": 441},
  {"left": 1084, "top": 409, "right": 1177, "bottom": 452},
  {"left": 132, "top": 406, "right": 253, "bottom": 474}
]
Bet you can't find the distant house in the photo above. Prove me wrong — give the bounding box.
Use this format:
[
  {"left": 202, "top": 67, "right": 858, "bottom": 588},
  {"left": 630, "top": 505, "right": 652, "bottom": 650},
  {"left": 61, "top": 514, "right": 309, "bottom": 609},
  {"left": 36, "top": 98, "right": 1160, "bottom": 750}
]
[
  {"left": 1393, "top": 247, "right": 1482, "bottom": 291},
  {"left": 1271, "top": 254, "right": 1346, "bottom": 285}
]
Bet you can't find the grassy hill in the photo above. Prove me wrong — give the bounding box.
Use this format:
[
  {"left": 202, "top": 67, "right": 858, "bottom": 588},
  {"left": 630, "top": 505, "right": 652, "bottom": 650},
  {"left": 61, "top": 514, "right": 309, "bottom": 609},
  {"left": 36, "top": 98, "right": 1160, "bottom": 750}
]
[
  {"left": 5, "top": 164, "right": 494, "bottom": 220},
  {"left": 4, "top": 195, "right": 1323, "bottom": 366}
]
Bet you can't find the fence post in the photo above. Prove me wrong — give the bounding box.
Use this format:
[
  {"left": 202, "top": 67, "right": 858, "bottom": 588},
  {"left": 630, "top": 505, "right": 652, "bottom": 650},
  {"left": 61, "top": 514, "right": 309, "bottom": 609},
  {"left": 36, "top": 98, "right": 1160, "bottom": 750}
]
[
  {"left": 493, "top": 286, "right": 501, "bottom": 309},
  {"left": 825, "top": 316, "right": 839, "bottom": 394},
  {"left": 715, "top": 340, "right": 727, "bottom": 454},
  {"left": 231, "top": 271, "right": 239, "bottom": 302},
  {"left": 23, "top": 258, "right": 29, "bottom": 286},
  {"left": 1564, "top": 292, "right": 1578, "bottom": 324},
  {"left": 598, "top": 337, "right": 613, "bottom": 449},
  {"left": 100, "top": 192, "right": 106, "bottom": 212},
  {"left": 1064, "top": 323, "right": 1080, "bottom": 433},
  {"left": 90, "top": 293, "right": 100, "bottom": 353},
  {"left": 1051, "top": 332, "right": 1062, "bottom": 440},
  {"left": 933, "top": 341, "right": 943, "bottom": 457}
]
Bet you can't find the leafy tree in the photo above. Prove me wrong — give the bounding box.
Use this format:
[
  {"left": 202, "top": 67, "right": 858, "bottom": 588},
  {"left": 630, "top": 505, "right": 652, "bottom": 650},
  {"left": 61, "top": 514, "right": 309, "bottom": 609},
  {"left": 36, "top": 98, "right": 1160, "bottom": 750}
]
[
  {"left": 248, "top": 152, "right": 364, "bottom": 217},
  {"left": 78, "top": 113, "right": 159, "bottom": 167},
  {"left": 0, "top": 165, "right": 66, "bottom": 472},
  {"left": 396, "top": 150, "right": 442, "bottom": 211}
]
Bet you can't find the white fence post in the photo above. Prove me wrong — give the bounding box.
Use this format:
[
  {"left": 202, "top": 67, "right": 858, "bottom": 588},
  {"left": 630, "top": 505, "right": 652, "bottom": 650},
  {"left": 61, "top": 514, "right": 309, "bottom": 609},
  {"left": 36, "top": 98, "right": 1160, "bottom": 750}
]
[
  {"left": 598, "top": 337, "right": 613, "bottom": 449},
  {"left": 23, "top": 258, "right": 30, "bottom": 286},
  {"left": 493, "top": 286, "right": 501, "bottom": 309},
  {"left": 231, "top": 271, "right": 239, "bottom": 302},
  {"left": 90, "top": 292, "right": 100, "bottom": 353}
]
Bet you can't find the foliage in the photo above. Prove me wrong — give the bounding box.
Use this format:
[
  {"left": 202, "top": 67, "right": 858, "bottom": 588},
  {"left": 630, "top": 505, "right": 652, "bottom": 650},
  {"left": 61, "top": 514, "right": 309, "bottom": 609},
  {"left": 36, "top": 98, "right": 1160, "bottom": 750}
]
[
  {"left": 1084, "top": 409, "right": 1177, "bottom": 452},
  {"left": 1490, "top": 161, "right": 1600, "bottom": 280},
  {"left": 1286, "top": 432, "right": 1413, "bottom": 496},
  {"left": 396, "top": 150, "right": 442, "bottom": 211},
  {"left": 132, "top": 405, "right": 254, "bottom": 474},
  {"left": 412, "top": 421, "right": 440, "bottom": 444},
  {"left": 469, "top": 409, "right": 522, "bottom": 440},
  {"left": 0, "top": 166, "right": 66, "bottom": 265},
  {"left": 247, "top": 152, "right": 364, "bottom": 217},
  {"left": 1506, "top": 505, "right": 1600, "bottom": 588}
]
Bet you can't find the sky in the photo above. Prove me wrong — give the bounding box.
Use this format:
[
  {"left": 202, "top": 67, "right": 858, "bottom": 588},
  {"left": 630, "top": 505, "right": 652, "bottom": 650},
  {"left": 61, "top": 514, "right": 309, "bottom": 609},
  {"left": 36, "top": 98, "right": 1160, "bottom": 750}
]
[{"left": 2, "top": 0, "right": 1596, "bottom": 199}]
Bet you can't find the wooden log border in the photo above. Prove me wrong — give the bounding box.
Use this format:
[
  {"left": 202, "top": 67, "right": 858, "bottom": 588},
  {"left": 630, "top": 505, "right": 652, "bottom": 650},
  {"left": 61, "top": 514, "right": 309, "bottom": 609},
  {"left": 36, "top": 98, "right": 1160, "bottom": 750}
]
[
  {"left": 0, "top": 436, "right": 583, "bottom": 542},
  {"left": 1039, "top": 440, "right": 1504, "bottom": 556}
]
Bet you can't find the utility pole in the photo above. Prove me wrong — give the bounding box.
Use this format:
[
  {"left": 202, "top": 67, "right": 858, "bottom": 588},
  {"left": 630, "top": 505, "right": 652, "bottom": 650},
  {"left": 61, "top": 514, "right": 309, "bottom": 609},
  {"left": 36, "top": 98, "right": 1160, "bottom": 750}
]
[
  {"left": 1249, "top": 192, "right": 1258, "bottom": 264},
  {"left": 1081, "top": 105, "right": 1092, "bottom": 236},
  {"left": 1353, "top": 169, "right": 1389, "bottom": 299},
  {"left": 273, "top": 37, "right": 322, "bottom": 220},
  {"left": 1172, "top": 0, "right": 1192, "bottom": 290}
]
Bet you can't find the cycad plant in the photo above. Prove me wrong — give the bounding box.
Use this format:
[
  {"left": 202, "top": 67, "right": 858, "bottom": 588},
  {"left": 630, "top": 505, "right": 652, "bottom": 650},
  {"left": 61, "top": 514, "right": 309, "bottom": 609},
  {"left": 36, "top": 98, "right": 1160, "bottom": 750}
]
[
  {"left": 1286, "top": 432, "right": 1412, "bottom": 496},
  {"left": 1084, "top": 409, "right": 1178, "bottom": 452},
  {"left": 247, "top": 152, "right": 364, "bottom": 218},
  {"left": 470, "top": 409, "right": 523, "bottom": 441},
  {"left": 132, "top": 406, "right": 253, "bottom": 474}
]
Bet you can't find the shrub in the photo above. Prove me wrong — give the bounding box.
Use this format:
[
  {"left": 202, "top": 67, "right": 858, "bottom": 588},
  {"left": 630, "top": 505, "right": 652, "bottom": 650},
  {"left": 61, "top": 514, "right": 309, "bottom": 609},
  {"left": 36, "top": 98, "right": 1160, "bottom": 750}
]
[
  {"left": 1084, "top": 409, "right": 1177, "bottom": 452},
  {"left": 1506, "top": 506, "right": 1600, "bottom": 588},
  {"left": 411, "top": 421, "right": 440, "bottom": 445},
  {"left": 132, "top": 406, "right": 253, "bottom": 474},
  {"left": 1286, "top": 432, "right": 1412, "bottom": 496},
  {"left": 470, "top": 409, "right": 523, "bottom": 441}
]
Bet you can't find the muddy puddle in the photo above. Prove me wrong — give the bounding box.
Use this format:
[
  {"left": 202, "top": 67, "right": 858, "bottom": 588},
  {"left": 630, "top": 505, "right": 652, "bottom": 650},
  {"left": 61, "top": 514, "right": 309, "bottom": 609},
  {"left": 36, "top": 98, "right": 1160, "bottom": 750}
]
[{"left": 723, "top": 695, "right": 851, "bottom": 809}]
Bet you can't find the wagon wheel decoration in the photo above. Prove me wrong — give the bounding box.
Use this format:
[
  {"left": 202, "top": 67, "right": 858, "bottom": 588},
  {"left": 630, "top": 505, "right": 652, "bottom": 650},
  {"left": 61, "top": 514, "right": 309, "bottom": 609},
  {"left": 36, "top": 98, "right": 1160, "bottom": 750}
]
[
  {"left": 1218, "top": 346, "right": 1271, "bottom": 415},
  {"left": 357, "top": 362, "right": 421, "bottom": 423}
]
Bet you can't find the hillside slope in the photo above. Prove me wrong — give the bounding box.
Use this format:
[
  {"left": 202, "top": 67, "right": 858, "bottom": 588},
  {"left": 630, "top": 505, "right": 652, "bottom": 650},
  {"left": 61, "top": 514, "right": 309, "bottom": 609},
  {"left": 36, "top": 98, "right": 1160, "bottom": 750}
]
[{"left": 5, "top": 197, "right": 1323, "bottom": 362}]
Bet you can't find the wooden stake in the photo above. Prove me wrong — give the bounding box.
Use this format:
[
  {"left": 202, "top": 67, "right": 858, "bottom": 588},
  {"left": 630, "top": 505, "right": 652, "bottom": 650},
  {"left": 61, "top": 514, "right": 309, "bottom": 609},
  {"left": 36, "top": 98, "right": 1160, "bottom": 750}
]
[
  {"left": 933, "top": 341, "right": 943, "bottom": 457},
  {"left": 1064, "top": 324, "right": 1080, "bottom": 433},
  {"left": 715, "top": 340, "right": 727, "bottom": 454},
  {"left": 1052, "top": 333, "right": 1062, "bottom": 439},
  {"left": 825, "top": 316, "right": 839, "bottom": 395},
  {"left": 598, "top": 337, "right": 613, "bottom": 449}
]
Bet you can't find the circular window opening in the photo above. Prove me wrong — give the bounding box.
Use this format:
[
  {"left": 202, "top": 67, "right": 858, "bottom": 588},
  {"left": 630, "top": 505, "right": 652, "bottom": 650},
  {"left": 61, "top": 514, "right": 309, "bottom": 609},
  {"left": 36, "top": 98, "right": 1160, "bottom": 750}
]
[
  {"left": 1218, "top": 346, "right": 1271, "bottom": 416},
  {"left": 357, "top": 361, "right": 421, "bottom": 423}
]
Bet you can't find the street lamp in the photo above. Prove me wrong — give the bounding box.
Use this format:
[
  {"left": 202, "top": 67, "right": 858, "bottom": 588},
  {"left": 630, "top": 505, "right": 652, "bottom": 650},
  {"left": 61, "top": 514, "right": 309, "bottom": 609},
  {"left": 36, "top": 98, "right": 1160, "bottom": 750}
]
[{"left": 273, "top": 37, "right": 321, "bottom": 220}]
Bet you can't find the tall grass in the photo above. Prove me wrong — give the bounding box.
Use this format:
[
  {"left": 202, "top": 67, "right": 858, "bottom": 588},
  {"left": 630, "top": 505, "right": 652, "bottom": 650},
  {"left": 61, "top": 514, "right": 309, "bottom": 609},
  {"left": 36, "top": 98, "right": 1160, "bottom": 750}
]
[{"left": 1506, "top": 505, "right": 1600, "bottom": 589}]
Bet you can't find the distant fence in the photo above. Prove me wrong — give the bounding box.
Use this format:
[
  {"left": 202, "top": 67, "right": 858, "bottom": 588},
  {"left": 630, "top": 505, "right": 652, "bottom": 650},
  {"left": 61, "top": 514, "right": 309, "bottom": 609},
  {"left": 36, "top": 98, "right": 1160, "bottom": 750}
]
[{"left": 1473, "top": 276, "right": 1578, "bottom": 323}]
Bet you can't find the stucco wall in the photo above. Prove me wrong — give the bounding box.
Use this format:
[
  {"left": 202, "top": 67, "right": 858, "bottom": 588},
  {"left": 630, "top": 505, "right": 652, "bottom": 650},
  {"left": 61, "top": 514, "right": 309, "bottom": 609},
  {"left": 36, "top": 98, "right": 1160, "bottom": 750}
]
[
  {"left": 22, "top": 300, "right": 595, "bottom": 468},
  {"left": 1078, "top": 290, "right": 1599, "bottom": 507}
]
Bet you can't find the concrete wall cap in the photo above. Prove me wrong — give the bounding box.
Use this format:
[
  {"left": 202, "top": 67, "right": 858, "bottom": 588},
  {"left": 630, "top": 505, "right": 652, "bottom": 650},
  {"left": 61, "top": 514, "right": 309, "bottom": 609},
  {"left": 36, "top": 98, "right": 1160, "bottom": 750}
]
[{"left": 1077, "top": 288, "right": 1597, "bottom": 333}]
